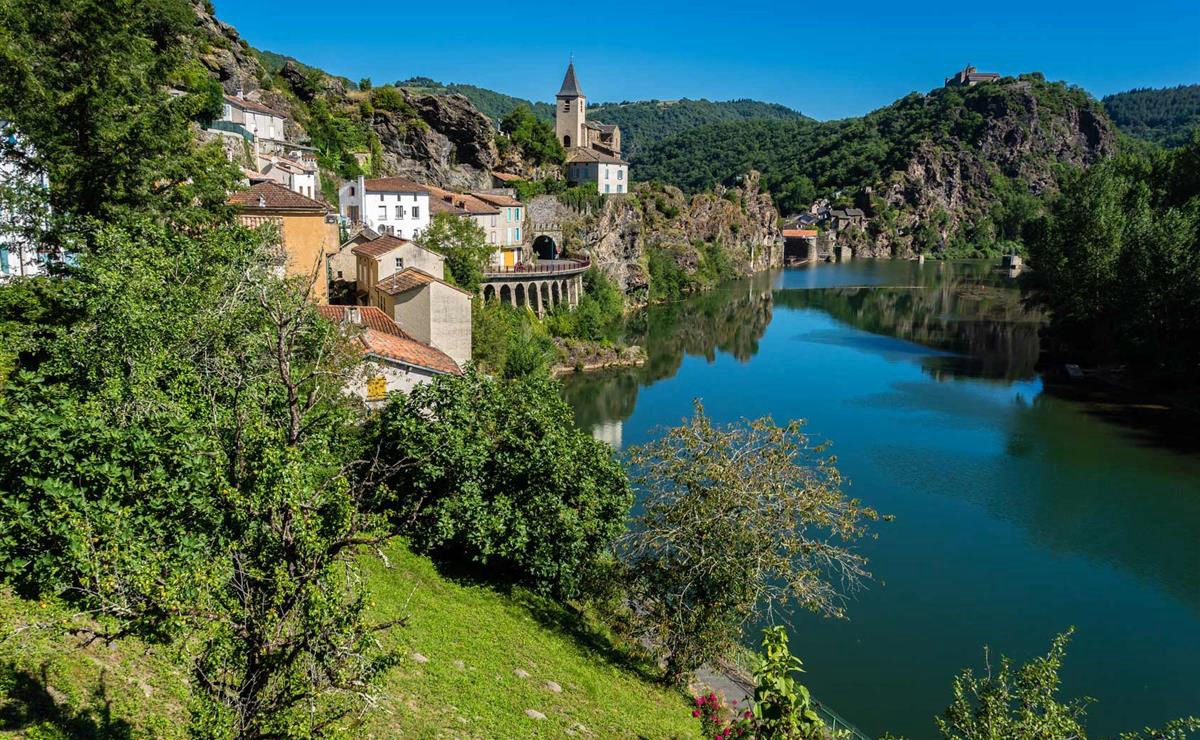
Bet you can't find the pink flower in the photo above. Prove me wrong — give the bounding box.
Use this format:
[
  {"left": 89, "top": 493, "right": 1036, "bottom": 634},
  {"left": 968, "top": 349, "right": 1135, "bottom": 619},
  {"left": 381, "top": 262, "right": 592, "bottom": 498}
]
[
  {"left": 743, "top": 710, "right": 752, "bottom": 719},
  {"left": 692, "top": 710, "right": 700, "bottom": 718}
]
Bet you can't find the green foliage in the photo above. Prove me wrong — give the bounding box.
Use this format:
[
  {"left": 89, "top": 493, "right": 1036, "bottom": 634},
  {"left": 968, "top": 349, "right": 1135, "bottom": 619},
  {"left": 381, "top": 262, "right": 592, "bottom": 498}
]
[
  {"left": 622, "top": 402, "right": 879, "bottom": 683},
  {"left": 937, "top": 629, "right": 1200, "bottom": 740},
  {"left": 647, "top": 245, "right": 699, "bottom": 301},
  {"left": 359, "top": 77, "right": 372, "bottom": 91},
  {"left": 557, "top": 184, "right": 608, "bottom": 214},
  {"left": 365, "top": 369, "right": 634, "bottom": 598},
  {"left": 370, "top": 85, "right": 412, "bottom": 114},
  {"left": 500, "top": 104, "right": 565, "bottom": 166},
  {"left": 634, "top": 77, "right": 1105, "bottom": 216},
  {"left": 1104, "top": 84, "right": 1200, "bottom": 149},
  {"left": 544, "top": 267, "right": 625, "bottom": 342},
  {"left": 750, "top": 627, "right": 826, "bottom": 739},
  {"left": 590, "top": 98, "right": 808, "bottom": 159},
  {"left": 510, "top": 177, "right": 569, "bottom": 201},
  {"left": 0, "top": 0, "right": 239, "bottom": 231},
  {"left": 416, "top": 212, "right": 493, "bottom": 292},
  {"left": 1026, "top": 135, "right": 1200, "bottom": 383}
]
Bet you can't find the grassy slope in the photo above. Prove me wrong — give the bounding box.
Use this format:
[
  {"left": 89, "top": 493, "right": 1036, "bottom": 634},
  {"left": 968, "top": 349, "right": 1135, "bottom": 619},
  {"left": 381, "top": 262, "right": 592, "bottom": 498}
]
[
  {"left": 361, "top": 543, "right": 698, "bottom": 738},
  {"left": 0, "top": 544, "right": 698, "bottom": 739}
]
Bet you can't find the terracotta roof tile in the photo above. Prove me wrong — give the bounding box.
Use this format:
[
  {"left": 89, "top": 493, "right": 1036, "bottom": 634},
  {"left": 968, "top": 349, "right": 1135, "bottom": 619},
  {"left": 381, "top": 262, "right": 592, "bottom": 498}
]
[
  {"left": 565, "top": 147, "right": 627, "bottom": 165},
  {"left": 471, "top": 192, "right": 522, "bottom": 208},
  {"left": 783, "top": 229, "right": 818, "bottom": 238},
  {"left": 351, "top": 234, "right": 411, "bottom": 258},
  {"left": 362, "top": 177, "right": 430, "bottom": 193},
  {"left": 375, "top": 268, "right": 471, "bottom": 297},
  {"left": 316, "top": 305, "right": 460, "bottom": 375},
  {"left": 424, "top": 184, "right": 499, "bottom": 215},
  {"left": 229, "top": 181, "right": 328, "bottom": 211},
  {"left": 224, "top": 94, "right": 285, "bottom": 118}
]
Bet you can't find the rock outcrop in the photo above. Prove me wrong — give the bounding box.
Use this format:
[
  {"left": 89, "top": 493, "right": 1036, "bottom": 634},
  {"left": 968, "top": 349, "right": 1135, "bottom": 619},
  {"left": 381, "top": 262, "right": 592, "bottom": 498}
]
[
  {"left": 858, "top": 79, "right": 1117, "bottom": 257},
  {"left": 370, "top": 92, "right": 497, "bottom": 189},
  {"left": 191, "top": 1, "right": 264, "bottom": 96},
  {"left": 531, "top": 173, "right": 782, "bottom": 297}
]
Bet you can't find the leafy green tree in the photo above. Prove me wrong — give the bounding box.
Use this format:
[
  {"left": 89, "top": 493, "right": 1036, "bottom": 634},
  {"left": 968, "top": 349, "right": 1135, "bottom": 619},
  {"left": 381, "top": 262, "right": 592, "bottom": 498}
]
[
  {"left": 366, "top": 368, "right": 632, "bottom": 597},
  {"left": 937, "top": 629, "right": 1199, "bottom": 740},
  {"left": 0, "top": 0, "right": 234, "bottom": 235},
  {"left": 501, "top": 104, "right": 566, "bottom": 165},
  {"left": 622, "top": 402, "right": 880, "bottom": 683},
  {"left": 417, "top": 212, "right": 493, "bottom": 292},
  {"left": 359, "top": 77, "right": 372, "bottom": 91}
]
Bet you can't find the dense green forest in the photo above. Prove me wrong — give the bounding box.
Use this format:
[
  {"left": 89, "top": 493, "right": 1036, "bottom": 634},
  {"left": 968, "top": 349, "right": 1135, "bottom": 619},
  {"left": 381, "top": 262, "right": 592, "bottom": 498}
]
[
  {"left": 1103, "top": 84, "right": 1200, "bottom": 148},
  {"left": 1026, "top": 136, "right": 1200, "bottom": 384},
  {"left": 633, "top": 74, "right": 1101, "bottom": 215}
]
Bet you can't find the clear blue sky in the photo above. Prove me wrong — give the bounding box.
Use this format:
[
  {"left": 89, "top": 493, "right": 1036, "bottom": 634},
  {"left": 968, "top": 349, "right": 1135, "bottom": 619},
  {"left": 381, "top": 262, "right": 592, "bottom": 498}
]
[{"left": 212, "top": 0, "right": 1200, "bottom": 121}]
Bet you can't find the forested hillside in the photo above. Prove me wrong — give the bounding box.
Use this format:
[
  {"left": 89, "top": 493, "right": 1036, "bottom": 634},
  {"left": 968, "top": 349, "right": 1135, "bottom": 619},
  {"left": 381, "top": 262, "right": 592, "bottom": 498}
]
[
  {"left": 391, "top": 78, "right": 806, "bottom": 158},
  {"left": 634, "top": 74, "right": 1115, "bottom": 256},
  {"left": 1103, "top": 84, "right": 1200, "bottom": 148},
  {"left": 588, "top": 99, "right": 807, "bottom": 158}
]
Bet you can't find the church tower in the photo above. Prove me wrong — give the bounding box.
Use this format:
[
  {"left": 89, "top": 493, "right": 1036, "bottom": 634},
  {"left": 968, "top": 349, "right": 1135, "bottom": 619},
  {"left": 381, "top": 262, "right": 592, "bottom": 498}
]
[{"left": 555, "top": 61, "right": 585, "bottom": 150}]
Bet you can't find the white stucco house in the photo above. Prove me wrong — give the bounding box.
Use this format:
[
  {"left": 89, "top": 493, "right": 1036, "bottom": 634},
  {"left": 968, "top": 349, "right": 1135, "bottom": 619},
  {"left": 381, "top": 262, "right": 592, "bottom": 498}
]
[
  {"left": 373, "top": 269, "right": 472, "bottom": 370},
  {"left": 260, "top": 157, "right": 320, "bottom": 200},
  {"left": 0, "top": 123, "right": 55, "bottom": 281},
  {"left": 564, "top": 148, "right": 629, "bottom": 194},
  {"left": 338, "top": 176, "right": 430, "bottom": 239},
  {"left": 316, "top": 304, "right": 461, "bottom": 405},
  {"left": 222, "top": 94, "right": 287, "bottom": 142}
]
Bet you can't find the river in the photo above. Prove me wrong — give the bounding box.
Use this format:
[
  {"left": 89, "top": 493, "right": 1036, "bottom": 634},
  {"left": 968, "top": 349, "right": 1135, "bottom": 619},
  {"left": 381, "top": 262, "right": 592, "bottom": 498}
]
[{"left": 560, "top": 260, "right": 1200, "bottom": 739}]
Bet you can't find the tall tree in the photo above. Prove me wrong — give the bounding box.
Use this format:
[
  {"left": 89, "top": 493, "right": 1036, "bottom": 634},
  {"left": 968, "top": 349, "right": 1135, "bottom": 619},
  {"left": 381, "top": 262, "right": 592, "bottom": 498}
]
[
  {"left": 417, "top": 212, "right": 493, "bottom": 292},
  {"left": 622, "top": 402, "right": 880, "bottom": 683}
]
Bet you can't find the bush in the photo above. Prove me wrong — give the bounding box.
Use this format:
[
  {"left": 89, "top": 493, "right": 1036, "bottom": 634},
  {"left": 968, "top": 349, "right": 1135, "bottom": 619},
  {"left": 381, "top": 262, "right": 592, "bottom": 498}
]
[
  {"left": 366, "top": 368, "right": 633, "bottom": 597},
  {"left": 370, "top": 85, "right": 411, "bottom": 114}
]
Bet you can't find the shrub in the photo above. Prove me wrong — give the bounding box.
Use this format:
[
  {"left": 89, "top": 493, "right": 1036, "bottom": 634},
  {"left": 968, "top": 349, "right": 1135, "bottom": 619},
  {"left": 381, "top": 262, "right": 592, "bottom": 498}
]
[{"left": 366, "top": 368, "right": 633, "bottom": 598}]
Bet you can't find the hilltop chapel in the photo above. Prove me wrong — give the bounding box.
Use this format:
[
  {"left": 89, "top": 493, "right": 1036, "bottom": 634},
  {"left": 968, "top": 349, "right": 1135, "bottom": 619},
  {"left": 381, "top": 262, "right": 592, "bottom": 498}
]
[{"left": 555, "top": 62, "right": 630, "bottom": 194}]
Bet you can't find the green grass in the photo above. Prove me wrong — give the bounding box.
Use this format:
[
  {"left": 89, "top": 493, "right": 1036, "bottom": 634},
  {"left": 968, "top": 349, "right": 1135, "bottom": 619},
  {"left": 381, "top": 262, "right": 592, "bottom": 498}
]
[
  {"left": 361, "top": 542, "right": 699, "bottom": 738},
  {"left": 0, "top": 543, "right": 699, "bottom": 738}
]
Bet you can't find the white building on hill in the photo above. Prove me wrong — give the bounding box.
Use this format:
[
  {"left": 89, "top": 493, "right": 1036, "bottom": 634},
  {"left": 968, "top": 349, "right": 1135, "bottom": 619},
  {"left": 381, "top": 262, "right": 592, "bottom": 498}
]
[
  {"left": 555, "top": 62, "right": 629, "bottom": 194},
  {"left": 338, "top": 176, "right": 430, "bottom": 239}
]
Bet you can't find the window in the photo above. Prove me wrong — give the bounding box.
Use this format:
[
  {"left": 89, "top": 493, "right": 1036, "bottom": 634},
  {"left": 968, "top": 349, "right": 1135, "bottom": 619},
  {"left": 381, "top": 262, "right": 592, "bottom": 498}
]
[
  {"left": 605, "top": 167, "right": 610, "bottom": 179},
  {"left": 563, "top": 100, "right": 570, "bottom": 112},
  {"left": 377, "top": 204, "right": 387, "bottom": 220},
  {"left": 617, "top": 169, "right": 623, "bottom": 180},
  {"left": 0, "top": 247, "right": 8, "bottom": 274},
  {"left": 489, "top": 232, "right": 496, "bottom": 244},
  {"left": 563, "top": 135, "right": 571, "bottom": 148},
  {"left": 395, "top": 256, "right": 404, "bottom": 270},
  {"left": 617, "top": 184, "right": 624, "bottom": 193},
  {"left": 491, "top": 215, "right": 497, "bottom": 227},
  {"left": 412, "top": 206, "right": 420, "bottom": 219},
  {"left": 515, "top": 227, "right": 521, "bottom": 241},
  {"left": 350, "top": 186, "right": 355, "bottom": 196},
  {"left": 605, "top": 184, "right": 610, "bottom": 193},
  {"left": 395, "top": 204, "right": 405, "bottom": 219},
  {"left": 336, "top": 270, "right": 343, "bottom": 279}
]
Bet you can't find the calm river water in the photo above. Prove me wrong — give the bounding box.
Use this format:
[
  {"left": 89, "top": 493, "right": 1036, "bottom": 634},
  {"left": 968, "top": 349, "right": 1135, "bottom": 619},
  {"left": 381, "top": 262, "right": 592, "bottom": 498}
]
[{"left": 561, "top": 260, "right": 1200, "bottom": 739}]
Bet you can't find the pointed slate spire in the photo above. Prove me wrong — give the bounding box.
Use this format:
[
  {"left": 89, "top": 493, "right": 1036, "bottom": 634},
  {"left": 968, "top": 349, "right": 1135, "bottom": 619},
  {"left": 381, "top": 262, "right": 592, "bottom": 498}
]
[{"left": 557, "top": 61, "right": 584, "bottom": 99}]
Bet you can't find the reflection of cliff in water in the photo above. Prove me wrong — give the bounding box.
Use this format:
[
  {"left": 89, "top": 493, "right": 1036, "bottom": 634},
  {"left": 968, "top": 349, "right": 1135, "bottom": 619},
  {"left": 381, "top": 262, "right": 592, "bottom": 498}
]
[
  {"left": 775, "top": 268, "right": 1045, "bottom": 381},
  {"left": 561, "top": 271, "right": 777, "bottom": 432}
]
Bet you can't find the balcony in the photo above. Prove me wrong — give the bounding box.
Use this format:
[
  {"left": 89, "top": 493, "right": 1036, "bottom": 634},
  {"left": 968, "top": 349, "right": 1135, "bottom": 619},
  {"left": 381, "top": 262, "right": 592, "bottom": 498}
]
[{"left": 483, "top": 257, "right": 590, "bottom": 278}]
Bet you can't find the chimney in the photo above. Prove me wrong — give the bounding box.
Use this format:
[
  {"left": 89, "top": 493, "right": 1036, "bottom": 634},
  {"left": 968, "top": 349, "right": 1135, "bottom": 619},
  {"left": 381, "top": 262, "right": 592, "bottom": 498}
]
[
  {"left": 256, "top": 194, "right": 266, "bottom": 208},
  {"left": 344, "top": 306, "right": 362, "bottom": 325}
]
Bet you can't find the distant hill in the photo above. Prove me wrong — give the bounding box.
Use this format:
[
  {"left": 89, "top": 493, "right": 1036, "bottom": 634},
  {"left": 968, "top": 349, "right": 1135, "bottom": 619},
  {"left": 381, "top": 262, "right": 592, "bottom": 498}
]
[
  {"left": 1103, "top": 84, "right": 1200, "bottom": 148},
  {"left": 588, "top": 99, "right": 808, "bottom": 158},
  {"left": 392, "top": 78, "right": 806, "bottom": 157},
  {"left": 635, "top": 74, "right": 1116, "bottom": 257},
  {"left": 256, "top": 48, "right": 357, "bottom": 90}
]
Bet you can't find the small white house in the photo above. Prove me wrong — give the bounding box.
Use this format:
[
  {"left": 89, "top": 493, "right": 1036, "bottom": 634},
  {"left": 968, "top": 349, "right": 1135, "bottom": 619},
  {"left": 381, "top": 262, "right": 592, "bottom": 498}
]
[
  {"left": 1, "top": 124, "right": 54, "bottom": 280},
  {"left": 565, "top": 148, "right": 629, "bottom": 194},
  {"left": 222, "top": 94, "right": 287, "bottom": 142},
  {"left": 338, "top": 176, "right": 430, "bottom": 239},
  {"left": 261, "top": 157, "right": 320, "bottom": 200}
]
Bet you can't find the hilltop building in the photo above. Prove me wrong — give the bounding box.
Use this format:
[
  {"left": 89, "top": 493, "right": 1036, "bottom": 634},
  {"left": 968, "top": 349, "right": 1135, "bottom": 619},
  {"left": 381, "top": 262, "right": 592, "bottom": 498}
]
[
  {"left": 229, "top": 182, "right": 340, "bottom": 302},
  {"left": 208, "top": 93, "right": 327, "bottom": 200},
  {"left": 555, "top": 62, "right": 629, "bottom": 194},
  {"left": 945, "top": 65, "right": 1000, "bottom": 87}
]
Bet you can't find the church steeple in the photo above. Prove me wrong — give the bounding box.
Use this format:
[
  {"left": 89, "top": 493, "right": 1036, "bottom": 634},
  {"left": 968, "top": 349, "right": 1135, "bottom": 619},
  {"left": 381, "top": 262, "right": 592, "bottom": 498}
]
[{"left": 557, "top": 61, "right": 584, "bottom": 99}]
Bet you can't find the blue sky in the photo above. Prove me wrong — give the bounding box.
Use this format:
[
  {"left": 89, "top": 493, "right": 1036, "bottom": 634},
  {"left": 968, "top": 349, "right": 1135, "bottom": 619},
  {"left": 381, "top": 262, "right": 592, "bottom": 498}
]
[{"left": 213, "top": 0, "right": 1200, "bottom": 120}]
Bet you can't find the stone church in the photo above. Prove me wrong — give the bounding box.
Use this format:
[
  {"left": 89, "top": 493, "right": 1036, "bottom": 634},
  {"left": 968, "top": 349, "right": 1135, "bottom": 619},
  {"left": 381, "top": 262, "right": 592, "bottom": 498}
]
[{"left": 555, "top": 62, "right": 629, "bottom": 194}]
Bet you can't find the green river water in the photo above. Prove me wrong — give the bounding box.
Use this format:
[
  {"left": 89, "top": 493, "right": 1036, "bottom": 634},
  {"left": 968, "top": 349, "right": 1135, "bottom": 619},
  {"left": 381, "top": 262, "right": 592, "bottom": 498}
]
[{"left": 560, "top": 260, "right": 1200, "bottom": 739}]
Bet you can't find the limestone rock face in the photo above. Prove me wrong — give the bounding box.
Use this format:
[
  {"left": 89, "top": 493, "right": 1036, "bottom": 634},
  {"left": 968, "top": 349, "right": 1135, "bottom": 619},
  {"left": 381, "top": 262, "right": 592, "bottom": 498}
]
[
  {"left": 532, "top": 172, "right": 782, "bottom": 297},
  {"left": 371, "top": 92, "right": 498, "bottom": 190},
  {"left": 860, "top": 81, "right": 1117, "bottom": 258},
  {"left": 191, "top": 0, "right": 263, "bottom": 96}
]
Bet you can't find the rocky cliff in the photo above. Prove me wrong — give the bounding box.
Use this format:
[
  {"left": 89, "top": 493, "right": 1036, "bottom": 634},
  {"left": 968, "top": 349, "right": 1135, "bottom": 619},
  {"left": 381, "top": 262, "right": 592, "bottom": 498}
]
[
  {"left": 856, "top": 77, "right": 1116, "bottom": 257},
  {"left": 530, "top": 173, "right": 782, "bottom": 297}
]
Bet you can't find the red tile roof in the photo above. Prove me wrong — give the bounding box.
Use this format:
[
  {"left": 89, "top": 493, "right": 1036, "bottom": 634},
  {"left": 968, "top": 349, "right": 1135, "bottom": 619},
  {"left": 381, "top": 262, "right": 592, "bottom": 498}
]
[
  {"left": 224, "top": 94, "right": 285, "bottom": 118},
  {"left": 351, "top": 234, "right": 412, "bottom": 258},
  {"left": 228, "top": 181, "right": 328, "bottom": 211},
  {"left": 362, "top": 177, "right": 430, "bottom": 194},
  {"left": 424, "top": 185, "right": 499, "bottom": 215},
  {"left": 376, "top": 267, "right": 471, "bottom": 297},
  {"left": 471, "top": 192, "right": 522, "bottom": 208},
  {"left": 316, "top": 305, "right": 460, "bottom": 375},
  {"left": 783, "top": 229, "right": 818, "bottom": 238}
]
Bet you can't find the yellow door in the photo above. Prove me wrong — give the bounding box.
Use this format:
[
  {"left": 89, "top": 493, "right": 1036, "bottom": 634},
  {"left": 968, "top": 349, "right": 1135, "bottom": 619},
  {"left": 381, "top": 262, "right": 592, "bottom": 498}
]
[{"left": 503, "top": 249, "right": 516, "bottom": 268}]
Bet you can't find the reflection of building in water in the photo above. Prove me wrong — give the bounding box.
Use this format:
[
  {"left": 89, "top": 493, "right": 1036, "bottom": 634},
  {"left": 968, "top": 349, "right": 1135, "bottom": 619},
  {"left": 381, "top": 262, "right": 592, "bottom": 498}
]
[{"left": 590, "top": 419, "right": 623, "bottom": 449}]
